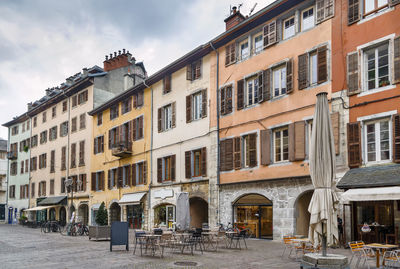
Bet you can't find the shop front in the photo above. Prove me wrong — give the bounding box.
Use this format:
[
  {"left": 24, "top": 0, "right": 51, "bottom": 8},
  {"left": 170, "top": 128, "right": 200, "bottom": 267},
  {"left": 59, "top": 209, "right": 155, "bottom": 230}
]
[
  {"left": 118, "top": 192, "right": 147, "bottom": 229},
  {"left": 154, "top": 204, "right": 175, "bottom": 229}
]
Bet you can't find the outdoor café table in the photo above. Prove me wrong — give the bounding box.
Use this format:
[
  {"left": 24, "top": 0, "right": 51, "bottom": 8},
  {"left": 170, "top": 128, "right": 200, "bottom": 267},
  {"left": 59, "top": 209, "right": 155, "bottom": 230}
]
[
  {"left": 202, "top": 232, "right": 218, "bottom": 251},
  {"left": 142, "top": 234, "right": 162, "bottom": 257},
  {"left": 365, "top": 243, "right": 398, "bottom": 268},
  {"left": 290, "top": 238, "right": 311, "bottom": 254}
]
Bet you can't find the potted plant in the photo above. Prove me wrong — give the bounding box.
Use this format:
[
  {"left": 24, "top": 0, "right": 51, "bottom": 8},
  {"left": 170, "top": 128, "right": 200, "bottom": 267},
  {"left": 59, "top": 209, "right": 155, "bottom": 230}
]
[
  {"left": 379, "top": 80, "right": 390, "bottom": 87},
  {"left": 89, "top": 202, "right": 111, "bottom": 241},
  {"left": 19, "top": 215, "right": 28, "bottom": 225},
  {"left": 23, "top": 145, "right": 29, "bottom": 152}
]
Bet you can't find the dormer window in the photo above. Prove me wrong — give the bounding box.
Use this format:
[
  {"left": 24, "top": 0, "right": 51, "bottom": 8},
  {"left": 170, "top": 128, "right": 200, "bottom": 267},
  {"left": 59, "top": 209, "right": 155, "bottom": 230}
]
[{"left": 283, "top": 17, "right": 295, "bottom": 39}]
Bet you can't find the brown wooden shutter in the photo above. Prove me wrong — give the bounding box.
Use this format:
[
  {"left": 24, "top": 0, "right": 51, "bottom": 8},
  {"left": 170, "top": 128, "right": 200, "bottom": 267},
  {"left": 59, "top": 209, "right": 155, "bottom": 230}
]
[
  {"left": 202, "top": 89, "right": 207, "bottom": 118},
  {"left": 91, "top": 173, "right": 96, "bottom": 191},
  {"left": 286, "top": 58, "right": 294, "bottom": 94},
  {"left": 171, "top": 155, "right": 176, "bottom": 181},
  {"left": 195, "top": 60, "right": 201, "bottom": 79},
  {"left": 317, "top": 46, "right": 328, "bottom": 84},
  {"left": 331, "top": 112, "right": 340, "bottom": 155},
  {"left": 225, "top": 45, "right": 230, "bottom": 66},
  {"left": 233, "top": 137, "right": 241, "bottom": 170},
  {"left": 220, "top": 140, "right": 226, "bottom": 171},
  {"left": 347, "top": 122, "right": 362, "bottom": 168},
  {"left": 108, "top": 130, "right": 112, "bottom": 149},
  {"left": 225, "top": 138, "right": 234, "bottom": 171},
  {"left": 220, "top": 88, "right": 226, "bottom": 115},
  {"left": 157, "top": 158, "right": 162, "bottom": 183},
  {"left": 295, "top": 121, "right": 306, "bottom": 160},
  {"left": 101, "top": 136, "right": 104, "bottom": 153},
  {"left": 132, "top": 119, "right": 137, "bottom": 141},
  {"left": 258, "top": 72, "right": 264, "bottom": 103},
  {"left": 249, "top": 133, "right": 257, "bottom": 167},
  {"left": 348, "top": 0, "right": 360, "bottom": 25},
  {"left": 185, "top": 151, "right": 191, "bottom": 178},
  {"left": 289, "top": 123, "right": 295, "bottom": 162},
  {"left": 260, "top": 129, "right": 271, "bottom": 165},
  {"left": 230, "top": 43, "right": 236, "bottom": 64},
  {"left": 393, "top": 114, "right": 400, "bottom": 163},
  {"left": 157, "top": 108, "right": 162, "bottom": 132},
  {"left": 101, "top": 171, "right": 105, "bottom": 190},
  {"left": 298, "top": 53, "right": 309, "bottom": 90},
  {"left": 186, "top": 64, "right": 192, "bottom": 81},
  {"left": 163, "top": 75, "right": 171, "bottom": 93},
  {"left": 126, "top": 166, "right": 131, "bottom": 187},
  {"left": 107, "top": 170, "right": 111, "bottom": 190},
  {"left": 128, "top": 121, "right": 132, "bottom": 142},
  {"left": 347, "top": 52, "right": 360, "bottom": 96},
  {"left": 263, "top": 21, "right": 276, "bottom": 48},
  {"left": 132, "top": 164, "right": 136, "bottom": 186},
  {"left": 226, "top": 86, "right": 233, "bottom": 113},
  {"left": 237, "top": 79, "right": 244, "bottom": 110},
  {"left": 117, "top": 167, "right": 123, "bottom": 188},
  {"left": 201, "top": 147, "right": 207, "bottom": 177},
  {"left": 143, "top": 161, "right": 148, "bottom": 185},
  {"left": 263, "top": 69, "right": 271, "bottom": 101},
  {"left": 93, "top": 138, "right": 97, "bottom": 154},
  {"left": 133, "top": 94, "right": 137, "bottom": 108},
  {"left": 83, "top": 174, "right": 87, "bottom": 192},
  {"left": 316, "top": 0, "right": 326, "bottom": 24},
  {"left": 139, "top": 116, "right": 143, "bottom": 139},
  {"left": 394, "top": 36, "right": 400, "bottom": 84},
  {"left": 186, "top": 95, "right": 192, "bottom": 123},
  {"left": 172, "top": 102, "right": 176, "bottom": 128}
]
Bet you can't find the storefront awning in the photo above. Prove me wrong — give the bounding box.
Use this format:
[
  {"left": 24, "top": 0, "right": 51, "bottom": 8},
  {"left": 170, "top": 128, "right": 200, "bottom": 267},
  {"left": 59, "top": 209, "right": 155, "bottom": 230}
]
[
  {"left": 37, "top": 196, "right": 67, "bottom": 206},
  {"left": 118, "top": 192, "right": 146, "bottom": 205},
  {"left": 337, "top": 164, "right": 400, "bottom": 189},
  {"left": 25, "top": 206, "right": 54, "bottom": 211},
  {"left": 341, "top": 186, "right": 400, "bottom": 202}
]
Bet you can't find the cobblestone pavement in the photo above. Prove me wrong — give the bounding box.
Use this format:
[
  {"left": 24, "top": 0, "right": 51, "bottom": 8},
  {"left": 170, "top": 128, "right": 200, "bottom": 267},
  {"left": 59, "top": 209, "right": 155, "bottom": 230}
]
[{"left": 0, "top": 225, "right": 353, "bottom": 269}]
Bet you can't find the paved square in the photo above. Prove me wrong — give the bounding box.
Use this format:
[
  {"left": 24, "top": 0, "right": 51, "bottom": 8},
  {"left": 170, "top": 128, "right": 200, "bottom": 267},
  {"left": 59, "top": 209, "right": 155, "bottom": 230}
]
[{"left": 0, "top": 225, "right": 351, "bottom": 269}]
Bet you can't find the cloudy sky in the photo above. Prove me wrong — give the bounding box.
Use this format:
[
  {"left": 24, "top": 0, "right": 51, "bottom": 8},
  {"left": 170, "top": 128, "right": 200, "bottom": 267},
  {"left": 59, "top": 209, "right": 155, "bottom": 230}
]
[{"left": 0, "top": 0, "right": 273, "bottom": 140}]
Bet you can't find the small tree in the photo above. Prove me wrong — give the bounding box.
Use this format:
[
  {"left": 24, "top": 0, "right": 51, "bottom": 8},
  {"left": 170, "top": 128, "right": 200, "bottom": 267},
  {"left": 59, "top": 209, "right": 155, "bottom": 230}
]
[{"left": 95, "top": 202, "right": 108, "bottom": 226}]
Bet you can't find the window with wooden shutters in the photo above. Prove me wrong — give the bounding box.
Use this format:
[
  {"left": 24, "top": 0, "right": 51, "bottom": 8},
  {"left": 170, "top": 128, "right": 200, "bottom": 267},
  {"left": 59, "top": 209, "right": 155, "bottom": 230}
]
[
  {"left": 60, "top": 121, "right": 68, "bottom": 137},
  {"left": 245, "top": 76, "right": 259, "bottom": 106},
  {"left": 117, "top": 167, "right": 122, "bottom": 188},
  {"left": 187, "top": 59, "right": 202, "bottom": 81},
  {"left": 25, "top": 159, "right": 29, "bottom": 173},
  {"left": 263, "top": 20, "right": 277, "bottom": 48},
  {"left": 348, "top": 122, "right": 361, "bottom": 168},
  {"left": 185, "top": 147, "right": 207, "bottom": 178},
  {"left": 158, "top": 155, "right": 175, "bottom": 182},
  {"left": 79, "top": 141, "right": 85, "bottom": 166},
  {"left": 186, "top": 64, "right": 192, "bottom": 81},
  {"left": 347, "top": 52, "right": 359, "bottom": 95},
  {"left": 274, "top": 127, "right": 289, "bottom": 162},
  {"left": 243, "top": 133, "right": 257, "bottom": 168},
  {"left": 220, "top": 85, "right": 233, "bottom": 115},
  {"left": 393, "top": 114, "right": 400, "bottom": 163},
  {"left": 50, "top": 150, "right": 55, "bottom": 173},
  {"left": 331, "top": 112, "right": 340, "bottom": 155},
  {"left": 286, "top": 59, "right": 294, "bottom": 93},
  {"left": 31, "top": 183, "right": 35, "bottom": 198},
  {"left": 97, "top": 112, "right": 103, "bottom": 126},
  {"left": 20, "top": 161, "right": 24, "bottom": 174},
  {"left": 394, "top": 36, "right": 400, "bottom": 84},
  {"left": 61, "top": 146, "right": 66, "bottom": 170},
  {"left": 62, "top": 101, "right": 67, "bottom": 112},
  {"left": 225, "top": 43, "right": 236, "bottom": 66},
  {"left": 163, "top": 74, "right": 171, "bottom": 94},
  {"left": 50, "top": 179, "right": 54, "bottom": 195},
  {"left": 71, "top": 143, "right": 76, "bottom": 168},
  {"left": 108, "top": 170, "right": 112, "bottom": 190},
  {"left": 234, "top": 137, "right": 241, "bottom": 170},
  {"left": 185, "top": 151, "right": 191, "bottom": 178},
  {"left": 237, "top": 79, "right": 244, "bottom": 110},
  {"left": 348, "top": 0, "right": 360, "bottom": 24},
  {"left": 186, "top": 95, "right": 192, "bottom": 123},
  {"left": 122, "top": 97, "right": 132, "bottom": 114},
  {"left": 260, "top": 129, "right": 271, "bottom": 165},
  {"left": 298, "top": 53, "right": 309, "bottom": 90},
  {"left": 91, "top": 173, "right": 96, "bottom": 191},
  {"left": 220, "top": 138, "right": 233, "bottom": 171},
  {"left": 317, "top": 46, "right": 328, "bottom": 84},
  {"left": 137, "top": 162, "right": 145, "bottom": 185},
  {"left": 110, "top": 105, "right": 119, "bottom": 120},
  {"left": 193, "top": 149, "right": 202, "bottom": 177},
  {"left": 272, "top": 65, "right": 287, "bottom": 97},
  {"left": 80, "top": 113, "right": 86, "bottom": 130},
  {"left": 316, "top": 0, "right": 335, "bottom": 24},
  {"left": 157, "top": 158, "right": 162, "bottom": 183},
  {"left": 294, "top": 121, "right": 306, "bottom": 161}
]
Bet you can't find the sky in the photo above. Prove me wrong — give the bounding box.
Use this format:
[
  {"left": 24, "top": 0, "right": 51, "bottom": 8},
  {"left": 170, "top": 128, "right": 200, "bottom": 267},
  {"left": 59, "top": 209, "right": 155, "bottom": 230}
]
[{"left": 0, "top": 0, "right": 274, "bottom": 140}]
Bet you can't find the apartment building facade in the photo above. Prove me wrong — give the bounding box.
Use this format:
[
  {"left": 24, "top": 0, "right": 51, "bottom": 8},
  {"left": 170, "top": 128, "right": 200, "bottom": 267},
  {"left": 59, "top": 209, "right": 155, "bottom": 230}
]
[
  {"left": 333, "top": 0, "right": 400, "bottom": 244},
  {"left": 208, "top": 0, "right": 346, "bottom": 240},
  {"left": 2, "top": 115, "right": 31, "bottom": 224},
  {"left": 0, "top": 139, "right": 6, "bottom": 223}
]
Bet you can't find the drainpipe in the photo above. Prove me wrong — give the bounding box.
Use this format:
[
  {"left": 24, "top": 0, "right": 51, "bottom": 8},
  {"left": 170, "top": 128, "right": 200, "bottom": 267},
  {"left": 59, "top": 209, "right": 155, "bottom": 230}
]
[
  {"left": 61, "top": 90, "right": 71, "bottom": 218},
  {"left": 209, "top": 42, "right": 220, "bottom": 225},
  {"left": 5, "top": 127, "right": 10, "bottom": 223},
  {"left": 143, "top": 80, "right": 153, "bottom": 231},
  {"left": 28, "top": 115, "right": 32, "bottom": 211}
]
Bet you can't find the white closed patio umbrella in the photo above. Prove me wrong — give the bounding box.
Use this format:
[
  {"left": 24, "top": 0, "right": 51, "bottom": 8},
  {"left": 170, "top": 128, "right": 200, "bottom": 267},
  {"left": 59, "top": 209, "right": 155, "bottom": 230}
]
[{"left": 308, "top": 92, "right": 339, "bottom": 256}]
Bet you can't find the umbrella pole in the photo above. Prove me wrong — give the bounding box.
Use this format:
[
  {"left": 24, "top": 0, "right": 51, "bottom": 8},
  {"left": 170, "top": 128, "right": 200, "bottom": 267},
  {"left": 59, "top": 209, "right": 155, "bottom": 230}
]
[{"left": 322, "top": 222, "right": 327, "bottom": 256}]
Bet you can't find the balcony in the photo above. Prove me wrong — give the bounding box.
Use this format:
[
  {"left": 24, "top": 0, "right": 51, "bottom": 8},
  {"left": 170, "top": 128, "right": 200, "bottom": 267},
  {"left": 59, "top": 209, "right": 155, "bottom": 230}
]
[
  {"left": 111, "top": 141, "right": 132, "bottom": 158},
  {"left": 7, "top": 151, "right": 17, "bottom": 160},
  {"left": 0, "top": 184, "right": 6, "bottom": 192}
]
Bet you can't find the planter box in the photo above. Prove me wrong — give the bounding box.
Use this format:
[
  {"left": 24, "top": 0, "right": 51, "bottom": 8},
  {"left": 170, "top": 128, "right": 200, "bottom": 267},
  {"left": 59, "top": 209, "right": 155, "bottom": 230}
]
[{"left": 89, "top": 226, "right": 111, "bottom": 241}]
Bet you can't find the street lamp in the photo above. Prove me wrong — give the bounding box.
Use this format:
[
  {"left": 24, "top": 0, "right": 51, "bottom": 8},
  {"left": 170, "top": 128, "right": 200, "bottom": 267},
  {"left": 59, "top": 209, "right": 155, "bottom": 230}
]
[{"left": 64, "top": 177, "right": 81, "bottom": 223}]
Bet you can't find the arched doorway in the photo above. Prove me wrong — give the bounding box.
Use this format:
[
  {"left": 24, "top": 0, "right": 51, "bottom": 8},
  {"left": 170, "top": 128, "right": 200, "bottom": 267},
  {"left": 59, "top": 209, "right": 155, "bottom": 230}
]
[
  {"left": 233, "top": 194, "right": 273, "bottom": 239},
  {"left": 109, "top": 202, "right": 121, "bottom": 224},
  {"left": 78, "top": 204, "right": 89, "bottom": 225},
  {"left": 295, "top": 191, "right": 313, "bottom": 237},
  {"left": 189, "top": 197, "right": 208, "bottom": 228},
  {"left": 59, "top": 207, "right": 66, "bottom": 226},
  {"left": 49, "top": 208, "right": 56, "bottom": 221}
]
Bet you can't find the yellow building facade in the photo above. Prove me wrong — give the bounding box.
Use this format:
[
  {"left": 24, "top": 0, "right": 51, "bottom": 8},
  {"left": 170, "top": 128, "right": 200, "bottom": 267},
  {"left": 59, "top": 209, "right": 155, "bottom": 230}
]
[{"left": 89, "top": 84, "right": 151, "bottom": 229}]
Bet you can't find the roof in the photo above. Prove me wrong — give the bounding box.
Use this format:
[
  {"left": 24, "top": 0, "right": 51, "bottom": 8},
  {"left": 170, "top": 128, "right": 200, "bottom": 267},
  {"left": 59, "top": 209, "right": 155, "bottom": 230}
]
[
  {"left": 0, "top": 139, "right": 7, "bottom": 151},
  {"left": 2, "top": 113, "right": 29, "bottom": 128},
  {"left": 37, "top": 196, "right": 68, "bottom": 206},
  {"left": 336, "top": 164, "right": 400, "bottom": 190}
]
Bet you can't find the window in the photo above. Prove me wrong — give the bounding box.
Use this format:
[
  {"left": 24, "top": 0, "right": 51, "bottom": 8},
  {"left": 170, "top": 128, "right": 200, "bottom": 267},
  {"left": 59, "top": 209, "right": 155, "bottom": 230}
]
[
  {"left": 185, "top": 147, "right": 207, "bottom": 178},
  {"left": 42, "top": 111, "right": 47, "bottom": 123},
  {"left": 273, "top": 65, "right": 287, "bottom": 97},
  {"left": 253, "top": 34, "right": 263, "bottom": 55},
  {"left": 38, "top": 181, "right": 46, "bottom": 197},
  {"left": 71, "top": 143, "right": 76, "bottom": 168},
  {"left": 61, "top": 146, "right": 66, "bottom": 171},
  {"left": 60, "top": 121, "right": 68, "bottom": 137},
  {"left": 33, "top": 117, "right": 37, "bottom": 128},
  {"left": 39, "top": 153, "right": 47, "bottom": 169},
  {"left": 31, "top": 183, "right": 35, "bottom": 198},
  {"left": 50, "top": 150, "right": 55, "bottom": 173},
  {"left": 91, "top": 172, "right": 105, "bottom": 191},
  {"left": 94, "top": 136, "right": 104, "bottom": 154},
  {"left": 62, "top": 101, "right": 67, "bottom": 112},
  {"left": 283, "top": 17, "right": 295, "bottom": 39},
  {"left": 71, "top": 117, "right": 77, "bottom": 132},
  {"left": 109, "top": 127, "right": 118, "bottom": 149},
  {"left": 246, "top": 76, "right": 259, "bottom": 106},
  {"left": 158, "top": 103, "right": 175, "bottom": 132},
  {"left": 133, "top": 116, "right": 144, "bottom": 140},
  {"left": 110, "top": 105, "right": 119, "bottom": 120},
  {"left": 79, "top": 140, "right": 85, "bottom": 166},
  {"left": 11, "top": 126, "right": 18, "bottom": 136},
  {"left": 274, "top": 128, "right": 289, "bottom": 162},
  {"left": 309, "top": 51, "right": 318, "bottom": 85},
  {"left": 78, "top": 174, "right": 86, "bottom": 191},
  {"left": 26, "top": 120, "right": 30, "bottom": 130},
  {"left": 157, "top": 155, "right": 175, "bottom": 182},
  {"left": 133, "top": 90, "right": 144, "bottom": 108},
  {"left": 122, "top": 97, "right": 132, "bottom": 114},
  {"left": 50, "top": 179, "right": 54, "bottom": 195},
  {"left": 30, "top": 157, "right": 37, "bottom": 171},
  {"left": 9, "top": 185, "right": 15, "bottom": 198},
  {"left": 97, "top": 112, "right": 103, "bottom": 126},
  {"left": 220, "top": 85, "right": 233, "bottom": 115},
  {"left": 72, "top": 95, "right": 77, "bottom": 107},
  {"left": 364, "top": 119, "right": 391, "bottom": 163},
  {"left": 225, "top": 43, "right": 236, "bottom": 66},
  {"left": 302, "top": 7, "right": 315, "bottom": 31},
  {"left": 52, "top": 106, "right": 56, "bottom": 118},
  {"left": 49, "top": 126, "right": 57, "bottom": 141},
  {"left": 40, "top": 130, "right": 47, "bottom": 144},
  {"left": 298, "top": 46, "right": 328, "bottom": 90},
  {"left": 108, "top": 168, "right": 118, "bottom": 189},
  {"left": 22, "top": 122, "right": 25, "bottom": 133},
  {"left": 187, "top": 90, "right": 207, "bottom": 122},
  {"left": 187, "top": 59, "right": 201, "bottom": 81},
  {"left": 78, "top": 90, "right": 88, "bottom": 105},
  {"left": 79, "top": 113, "right": 86, "bottom": 130},
  {"left": 364, "top": 42, "right": 390, "bottom": 91},
  {"left": 20, "top": 161, "right": 24, "bottom": 174},
  {"left": 10, "top": 143, "right": 17, "bottom": 154},
  {"left": 364, "top": 0, "right": 388, "bottom": 14},
  {"left": 239, "top": 40, "right": 249, "bottom": 61},
  {"left": 25, "top": 159, "right": 29, "bottom": 173},
  {"left": 134, "top": 162, "right": 147, "bottom": 185},
  {"left": 316, "top": 0, "right": 334, "bottom": 24},
  {"left": 154, "top": 204, "right": 175, "bottom": 228},
  {"left": 163, "top": 74, "right": 171, "bottom": 94}
]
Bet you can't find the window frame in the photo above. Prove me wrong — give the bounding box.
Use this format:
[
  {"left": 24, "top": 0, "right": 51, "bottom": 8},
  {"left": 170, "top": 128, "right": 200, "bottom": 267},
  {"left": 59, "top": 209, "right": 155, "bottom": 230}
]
[
  {"left": 192, "top": 91, "right": 203, "bottom": 120},
  {"left": 245, "top": 75, "right": 259, "bottom": 107},
  {"left": 272, "top": 64, "right": 287, "bottom": 97},
  {"left": 363, "top": 118, "right": 392, "bottom": 164},
  {"left": 273, "top": 127, "right": 289, "bottom": 163},
  {"left": 253, "top": 32, "right": 264, "bottom": 55},
  {"left": 163, "top": 105, "right": 173, "bottom": 131},
  {"left": 363, "top": 0, "right": 389, "bottom": 16},
  {"left": 283, "top": 16, "right": 296, "bottom": 40},
  {"left": 162, "top": 156, "right": 173, "bottom": 182},
  {"left": 97, "top": 112, "right": 103, "bottom": 126},
  {"left": 363, "top": 41, "right": 390, "bottom": 91},
  {"left": 239, "top": 39, "right": 250, "bottom": 61},
  {"left": 301, "top": 6, "right": 315, "bottom": 31}
]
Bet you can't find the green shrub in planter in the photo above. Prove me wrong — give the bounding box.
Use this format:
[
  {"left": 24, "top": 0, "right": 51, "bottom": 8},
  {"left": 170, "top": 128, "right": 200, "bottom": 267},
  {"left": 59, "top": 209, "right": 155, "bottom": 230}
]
[{"left": 95, "top": 202, "right": 108, "bottom": 226}]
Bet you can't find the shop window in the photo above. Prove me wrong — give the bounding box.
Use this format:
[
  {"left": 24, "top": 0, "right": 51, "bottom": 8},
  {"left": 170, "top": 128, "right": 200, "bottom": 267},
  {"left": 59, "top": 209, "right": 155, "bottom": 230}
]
[{"left": 154, "top": 204, "right": 175, "bottom": 228}]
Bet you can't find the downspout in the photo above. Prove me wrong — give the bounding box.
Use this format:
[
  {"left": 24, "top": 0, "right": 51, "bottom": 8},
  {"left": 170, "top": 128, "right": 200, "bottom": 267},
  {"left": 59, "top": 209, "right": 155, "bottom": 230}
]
[
  {"left": 210, "top": 42, "right": 220, "bottom": 225},
  {"left": 28, "top": 115, "right": 32, "bottom": 210},
  {"left": 5, "top": 127, "right": 10, "bottom": 223},
  {"left": 143, "top": 80, "right": 153, "bottom": 231},
  {"left": 61, "top": 90, "right": 71, "bottom": 217}
]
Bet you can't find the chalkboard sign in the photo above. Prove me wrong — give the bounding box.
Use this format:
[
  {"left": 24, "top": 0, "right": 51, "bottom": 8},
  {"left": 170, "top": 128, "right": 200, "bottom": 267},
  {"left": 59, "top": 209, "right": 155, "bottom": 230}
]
[{"left": 110, "top": 221, "right": 129, "bottom": 251}]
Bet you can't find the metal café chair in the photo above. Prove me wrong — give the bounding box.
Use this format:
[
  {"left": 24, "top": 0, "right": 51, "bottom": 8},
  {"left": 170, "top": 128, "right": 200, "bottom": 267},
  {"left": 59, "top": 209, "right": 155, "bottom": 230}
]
[{"left": 133, "top": 230, "right": 147, "bottom": 255}]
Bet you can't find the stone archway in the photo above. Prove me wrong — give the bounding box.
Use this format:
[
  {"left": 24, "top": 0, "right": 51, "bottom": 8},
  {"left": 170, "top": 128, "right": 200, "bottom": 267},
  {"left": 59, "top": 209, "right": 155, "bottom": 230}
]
[
  {"left": 109, "top": 202, "right": 121, "bottom": 224},
  {"left": 294, "top": 190, "right": 313, "bottom": 237},
  {"left": 78, "top": 204, "right": 89, "bottom": 225},
  {"left": 59, "top": 206, "right": 67, "bottom": 226},
  {"left": 49, "top": 208, "right": 56, "bottom": 221},
  {"left": 189, "top": 197, "right": 208, "bottom": 228}
]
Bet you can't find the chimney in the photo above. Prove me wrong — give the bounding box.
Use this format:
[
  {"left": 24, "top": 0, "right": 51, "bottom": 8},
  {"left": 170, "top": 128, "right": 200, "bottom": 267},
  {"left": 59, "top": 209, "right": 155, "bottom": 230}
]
[
  {"left": 103, "top": 49, "right": 134, "bottom": 72},
  {"left": 224, "top": 6, "right": 246, "bottom": 31},
  {"left": 45, "top": 88, "right": 52, "bottom": 96},
  {"left": 82, "top": 67, "right": 88, "bottom": 76},
  {"left": 27, "top": 102, "right": 32, "bottom": 111},
  {"left": 66, "top": 77, "right": 73, "bottom": 85}
]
